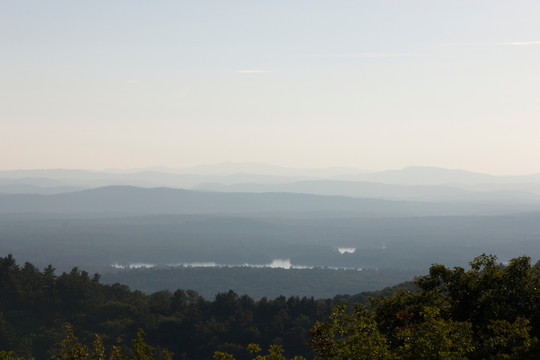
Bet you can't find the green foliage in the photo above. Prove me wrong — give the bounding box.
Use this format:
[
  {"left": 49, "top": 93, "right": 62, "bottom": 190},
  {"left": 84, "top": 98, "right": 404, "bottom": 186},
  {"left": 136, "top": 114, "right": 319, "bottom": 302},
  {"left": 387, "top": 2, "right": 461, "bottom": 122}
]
[
  {"left": 51, "top": 325, "right": 93, "bottom": 360},
  {"left": 214, "top": 344, "right": 306, "bottom": 360},
  {"left": 481, "top": 318, "right": 538, "bottom": 360},
  {"left": 309, "top": 305, "right": 391, "bottom": 359},
  {"left": 0, "top": 255, "right": 338, "bottom": 359},
  {"left": 51, "top": 325, "right": 171, "bottom": 360},
  {"left": 304, "top": 254, "right": 539, "bottom": 360},
  {"left": 1, "top": 254, "right": 538, "bottom": 360},
  {"left": 0, "top": 351, "right": 31, "bottom": 360},
  {"left": 396, "top": 307, "right": 473, "bottom": 360}
]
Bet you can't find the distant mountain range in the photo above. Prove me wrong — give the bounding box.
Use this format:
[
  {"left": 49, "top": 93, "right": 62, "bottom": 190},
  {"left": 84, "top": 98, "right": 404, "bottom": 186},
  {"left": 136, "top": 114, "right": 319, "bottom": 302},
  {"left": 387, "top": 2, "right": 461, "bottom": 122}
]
[
  {"left": 2, "top": 164, "right": 540, "bottom": 300},
  {"left": 2, "top": 165, "right": 540, "bottom": 205},
  {"left": 194, "top": 180, "right": 540, "bottom": 203},
  {"left": 2, "top": 164, "right": 540, "bottom": 286},
  {"left": 1, "top": 185, "right": 540, "bottom": 217},
  {"left": 2, "top": 165, "right": 540, "bottom": 186}
]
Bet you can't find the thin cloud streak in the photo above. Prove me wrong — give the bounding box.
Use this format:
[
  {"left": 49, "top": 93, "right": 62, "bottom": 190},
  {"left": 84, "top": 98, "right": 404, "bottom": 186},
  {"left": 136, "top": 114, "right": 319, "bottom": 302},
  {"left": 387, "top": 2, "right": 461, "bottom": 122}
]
[
  {"left": 504, "top": 41, "right": 540, "bottom": 46},
  {"left": 236, "top": 70, "right": 271, "bottom": 73},
  {"left": 308, "top": 52, "right": 416, "bottom": 58}
]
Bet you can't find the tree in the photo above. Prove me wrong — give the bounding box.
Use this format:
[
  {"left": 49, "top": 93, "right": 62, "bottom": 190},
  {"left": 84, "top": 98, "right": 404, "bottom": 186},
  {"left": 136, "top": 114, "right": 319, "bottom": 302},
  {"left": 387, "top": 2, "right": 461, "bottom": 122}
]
[
  {"left": 396, "top": 307, "right": 473, "bottom": 360},
  {"left": 0, "top": 351, "right": 30, "bottom": 360},
  {"left": 305, "top": 255, "right": 539, "bottom": 359},
  {"left": 309, "top": 305, "right": 391, "bottom": 359},
  {"left": 214, "top": 343, "right": 306, "bottom": 360},
  {"left": 51, "top": 325, "right": 172, "bottom": 360}
]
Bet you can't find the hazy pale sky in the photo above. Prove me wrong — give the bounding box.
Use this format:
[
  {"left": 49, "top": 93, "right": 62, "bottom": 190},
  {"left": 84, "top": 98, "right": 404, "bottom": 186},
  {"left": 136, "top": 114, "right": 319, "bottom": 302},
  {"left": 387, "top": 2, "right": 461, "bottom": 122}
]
[{"left": 1, "top": 0, "right": 539, "bottom": 174}]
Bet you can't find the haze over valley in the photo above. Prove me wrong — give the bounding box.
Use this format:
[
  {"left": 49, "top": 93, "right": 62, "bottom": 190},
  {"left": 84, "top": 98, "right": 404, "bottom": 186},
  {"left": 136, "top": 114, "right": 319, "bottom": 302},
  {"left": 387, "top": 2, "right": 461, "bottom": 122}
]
[{"left": 1, "top": 163, "right": 539, "bottom": 299}]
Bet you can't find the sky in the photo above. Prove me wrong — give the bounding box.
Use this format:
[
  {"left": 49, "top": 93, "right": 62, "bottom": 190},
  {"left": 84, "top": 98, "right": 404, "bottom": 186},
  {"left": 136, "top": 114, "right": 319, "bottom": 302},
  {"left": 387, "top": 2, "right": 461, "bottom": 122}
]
[{"left": 1, "top": 0, "right": 539, "bottom": 175}]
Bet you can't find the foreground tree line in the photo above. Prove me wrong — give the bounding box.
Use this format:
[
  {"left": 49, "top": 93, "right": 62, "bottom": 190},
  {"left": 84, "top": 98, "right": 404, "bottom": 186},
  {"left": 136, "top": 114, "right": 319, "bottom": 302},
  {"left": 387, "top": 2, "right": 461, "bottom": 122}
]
[
  {"left": 306, "top": 254, "right": 539, "bottom": 359},
  {"left": 0, "top": 255, "right": 538, "bottom": 359},
  {"left": 0, "top": 254, "right": 393, "bottom": 360}
]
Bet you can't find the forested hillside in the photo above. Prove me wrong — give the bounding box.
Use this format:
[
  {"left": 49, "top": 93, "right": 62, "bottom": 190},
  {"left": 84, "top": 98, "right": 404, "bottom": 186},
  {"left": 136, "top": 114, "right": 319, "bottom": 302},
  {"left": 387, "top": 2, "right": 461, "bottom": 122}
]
[
  {"left": 101, "top": 266, "right": 418, "bottom": 300},
  {"left": 0, "top": 254, "right": 538, "bottom": 359},
  {"left": 3, "top": 212, "right": 540, "bottom": 277},
  {"left": 0, "top": 254, "right": 401, "bottom": 359}
]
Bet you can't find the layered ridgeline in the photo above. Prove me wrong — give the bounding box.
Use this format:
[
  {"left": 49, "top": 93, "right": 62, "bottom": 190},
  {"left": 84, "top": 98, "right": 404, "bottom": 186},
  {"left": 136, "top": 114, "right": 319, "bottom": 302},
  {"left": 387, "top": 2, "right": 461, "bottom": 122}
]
[
  {"left": 2, "top": 165, "right": 540, "bottom": 201},
  {"left": 0, "top": 185, "right": 515, "bottom": 216},
  {"left": 2, "top": 165, "right": 540, "bottom": 298}
]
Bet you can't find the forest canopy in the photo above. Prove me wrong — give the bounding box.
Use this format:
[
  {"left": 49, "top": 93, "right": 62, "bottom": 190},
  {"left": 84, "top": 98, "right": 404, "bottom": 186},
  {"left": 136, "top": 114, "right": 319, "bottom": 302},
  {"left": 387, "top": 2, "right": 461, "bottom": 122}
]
[{"left": 0, "top": 254, "right": 538, "bottom": 359}]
